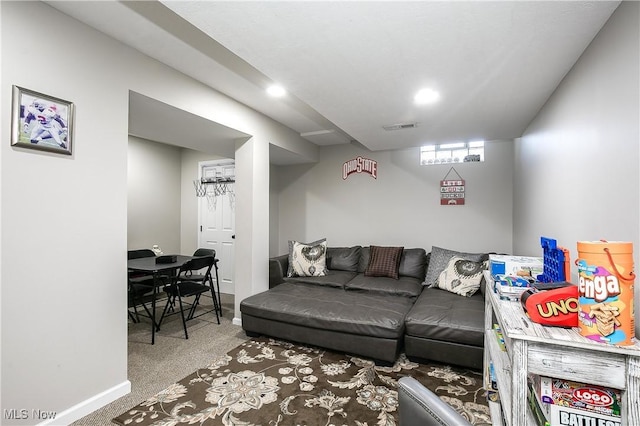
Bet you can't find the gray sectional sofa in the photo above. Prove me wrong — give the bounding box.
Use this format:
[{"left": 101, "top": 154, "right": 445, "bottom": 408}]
[{"left": 240, "top": 245, "right": 487, "bottom": 368}]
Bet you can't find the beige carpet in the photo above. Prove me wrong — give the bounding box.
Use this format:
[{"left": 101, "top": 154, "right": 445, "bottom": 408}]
[{"left": 72, "top": 294, "right": 247, "bottom": 426}]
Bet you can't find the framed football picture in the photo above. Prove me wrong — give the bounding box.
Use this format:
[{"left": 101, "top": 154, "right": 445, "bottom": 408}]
[{"left": 11, "top": 85, "right": 75, "bottom": 155}]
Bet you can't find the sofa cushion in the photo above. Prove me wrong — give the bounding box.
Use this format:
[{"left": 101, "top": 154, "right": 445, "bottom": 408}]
[
  {"left": 284, "top": 270, "right": 357, "bottom": 289},
  {"left": 346, "top": 274, "right": 423, "bottom": 298},
  {"left": 423, "top": 246, "right": 488, "bottom": 287},
  {"left": 365, "top": 245, "right": 404, "bottom": 279},
  {"left": 326, "top": 246, "right": 362, "bottom": 272},
  {"left": 404, "top": 287, "right": 485, "bottom": 347},
  {"left": 398, "top": 248, "right": 429, "bottom": 280},
  {"left": 436, "top": 256, "right": 487, "bottom": 297},
  {"left": 287, "top": 239, "right": 327, "bottom": 277},
  {"left": 240, "top": 282, "right": 414, "bottom": 339},
  {"left": 358, "top": 247, "right": 371, "bottom": 273},
  {"left": 359, "top": 247, "right": 428, "bottom": 280}
]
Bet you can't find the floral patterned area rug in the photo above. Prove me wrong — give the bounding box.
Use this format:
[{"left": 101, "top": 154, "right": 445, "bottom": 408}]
[{"left": 113, "top": 337, "right": 491, "bottom": 426}]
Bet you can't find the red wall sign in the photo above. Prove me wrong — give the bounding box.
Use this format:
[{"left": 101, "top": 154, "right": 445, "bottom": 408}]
[
  {"left": 343, "top": 156, "right": 377, "bottom": 180},
  {"left": 440, "top": 179, "right": 465, "bottom": 205}
]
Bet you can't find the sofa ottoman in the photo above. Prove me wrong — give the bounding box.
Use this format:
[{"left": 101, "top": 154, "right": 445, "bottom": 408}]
[
  {"left": 241, "top": 281, "right": 418, "bottom": 363},
  {"left": 404, "top": 286, "right": 485, "bottom": 369}
]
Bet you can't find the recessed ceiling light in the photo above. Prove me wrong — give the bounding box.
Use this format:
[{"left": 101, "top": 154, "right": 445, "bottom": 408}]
[
  {"left": 267, "top": 84, "right": 286, "bottom": 97},
  {"left": 414, "top": 88, "right": 440, "bottom": 105}
]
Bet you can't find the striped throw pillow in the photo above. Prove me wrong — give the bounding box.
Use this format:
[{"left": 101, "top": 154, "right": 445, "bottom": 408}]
[{"left": 364, "top": 246, "right": 404, "bottom": 279}]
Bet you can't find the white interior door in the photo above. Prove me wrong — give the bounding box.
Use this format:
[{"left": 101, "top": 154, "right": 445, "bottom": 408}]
[{"left": 198, "top": 162, "right": 235, "bottom": 295}]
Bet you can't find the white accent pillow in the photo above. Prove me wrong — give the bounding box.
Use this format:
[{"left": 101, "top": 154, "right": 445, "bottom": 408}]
[
  {"left": 287, "top": 239, "right": 328, "bottom": 277},
  {"left": 424, "top": 246, "right": 487, "bottom": 287},
  {"left": 437, "top": 256, "right": 487, "bottom": 297}
]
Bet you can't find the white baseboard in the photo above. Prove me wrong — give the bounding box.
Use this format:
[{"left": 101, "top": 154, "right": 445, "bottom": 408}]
[
  {"left": 219, "top": 282, "right": 234, "bottom": 295},
  {"left": 232, "top": 317, "right": 242, "bottom": 326},
  {"left": 38, "top": 380, "right": 131, "bottom": 425}
]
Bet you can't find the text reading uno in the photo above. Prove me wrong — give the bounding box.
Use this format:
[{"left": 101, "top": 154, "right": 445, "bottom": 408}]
[
  {"left": 535, "top": 298, "right": 579, "bottom": 318},
  {"left": 578, "top": 275, "right": 620, "bottom": 302},
  {"left": 573, "top": 388, "right": 613, "bottom": 406}
]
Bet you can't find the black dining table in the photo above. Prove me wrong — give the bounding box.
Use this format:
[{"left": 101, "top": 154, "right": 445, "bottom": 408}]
[{"left": 127, "top": 255, "right": 194, "bottom": 344}]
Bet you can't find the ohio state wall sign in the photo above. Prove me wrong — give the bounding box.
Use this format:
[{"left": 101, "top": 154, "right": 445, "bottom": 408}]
[{"left": 343, "top": 156, "right": 377, "bottom": 180}]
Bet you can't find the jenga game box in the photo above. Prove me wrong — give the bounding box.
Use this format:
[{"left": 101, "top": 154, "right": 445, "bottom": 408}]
[
  {"left": 576, "top": 241, "right": 635, "bottom": 346},
  {"left": 533, "top": 375, "right": 621, "bottom": 419}
]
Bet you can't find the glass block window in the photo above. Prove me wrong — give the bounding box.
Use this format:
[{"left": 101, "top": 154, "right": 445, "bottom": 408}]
[{"left": 420, "top": 141, "right": 484, "bottom": 165}]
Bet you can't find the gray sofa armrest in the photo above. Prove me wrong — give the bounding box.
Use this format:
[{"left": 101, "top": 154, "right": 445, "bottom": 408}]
[
  {"left": 269, "top": 254, "right": 289, "bottom": 288},
  {"left": 398, "top": 377, "right": 472, "bottom": 426}
]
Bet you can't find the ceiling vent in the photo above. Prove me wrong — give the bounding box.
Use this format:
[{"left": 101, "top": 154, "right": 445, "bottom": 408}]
[{"left": 383, "top": 122, "right": 418, "bottom": 131}]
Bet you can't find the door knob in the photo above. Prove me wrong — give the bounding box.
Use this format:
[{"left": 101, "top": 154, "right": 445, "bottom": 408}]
[{"left": 232, "top": 234, "right": 236, "bottom": 239}]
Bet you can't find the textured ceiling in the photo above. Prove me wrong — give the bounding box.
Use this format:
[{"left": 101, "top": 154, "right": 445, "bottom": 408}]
[
  {"left": 163, "top": 1, "right": 619, "bottom": 151},
  {"left": 47, "top": 0, "right": 620, "bottom": 161}
]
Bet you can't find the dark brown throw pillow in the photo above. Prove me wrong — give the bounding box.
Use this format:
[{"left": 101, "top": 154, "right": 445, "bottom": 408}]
[{"left": 365, "top": 245, "right": 404, "bottom": 279}]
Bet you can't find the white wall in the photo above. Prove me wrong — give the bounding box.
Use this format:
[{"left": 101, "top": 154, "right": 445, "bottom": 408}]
[
  {"left": 269, "top": 164, "right": 280, "bottom": 256},
  {"left": 127, "top": 136, "right": 228, "bottom": 260},
  {"left": 128, "top": 136, "right": 182, "bottom": 253},
  {"left": 234, "top": 136, "right": 271, "bottom": 323},
  {"left": 128, "top": 139, "right": 227, "bottom": 261},
  {"left": 1, "top": 2, "right": 130, "bottom": 423},
  {"left": 514, "top": 2, "right": 639, "bottom": 334},
  {"left": 128, "top": 139, "right": 229, "bottom": 258},
  {"left": 0, "top": 2, "right": 311, "bottom": 423},
  {"left": 275, "top": 140, "right": 514, "bottom": 255}
]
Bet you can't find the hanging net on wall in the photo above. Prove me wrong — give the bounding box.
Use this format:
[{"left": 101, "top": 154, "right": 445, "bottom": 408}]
[
  {"left": 193, "top": 179, "right": 207, "bottom": 197},
  {"left": 227, "top": 189, "right": 236, "bottom": 211},
  {"left": 206, "top": 187, "right": 218, "bottom": 211},
  {"left": 194, "top": 178, "right": 235, "bottom": 211}
]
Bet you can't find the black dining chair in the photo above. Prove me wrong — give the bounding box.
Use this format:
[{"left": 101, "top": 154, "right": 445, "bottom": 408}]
[
  {"left": 192, "top": 248, "right": 222, "bottom": 315},
  {"left": 128, "top": 248, "right": 156, "bottom": 260},
  {"left": 158, "top": 256, "right": 220, "bottom": 339},
  {"left": 127, "top": 249, "right": 156, "bottom": 323},
  {"left": 128, "top": 281, "right": 155, "bottom": 323}
]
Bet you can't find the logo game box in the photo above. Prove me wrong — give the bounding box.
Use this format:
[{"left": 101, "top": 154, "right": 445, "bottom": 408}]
[{"left": 534, "top": 376, "right": 621, "bottom": 419}]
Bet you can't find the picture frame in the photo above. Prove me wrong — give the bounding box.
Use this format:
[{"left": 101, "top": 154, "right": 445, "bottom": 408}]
[{"left": 11, "top": 85, "right": 74, "bottom": 155}]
